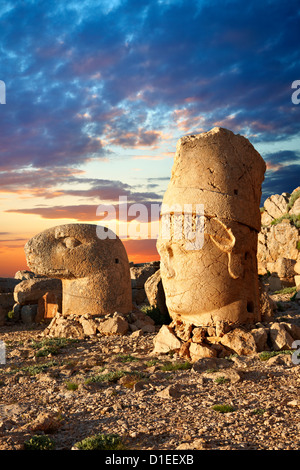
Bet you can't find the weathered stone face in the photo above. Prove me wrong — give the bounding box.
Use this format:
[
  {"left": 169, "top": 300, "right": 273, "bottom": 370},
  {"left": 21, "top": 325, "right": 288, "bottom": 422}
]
[
  {"left": 157, "top": 127, "right": 266, "bottom": 327},
  {"left": 25, "top": 224, "right": 132, "bottom": 316}
]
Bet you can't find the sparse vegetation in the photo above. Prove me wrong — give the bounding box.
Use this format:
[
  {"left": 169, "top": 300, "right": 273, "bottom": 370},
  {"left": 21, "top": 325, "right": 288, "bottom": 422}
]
[
  {"left": 287, "top": 189, "right": 300, "bottom": 211},
  {"left": 85, "top": 370, "right": 126, "bottom": 384},
  {"left": 116, "top": 353, "right": 139, "bottom": 363},
  {"left": 24, "top": 435, "right": 55, "bottom": 450},
  {"left": 273, "top": 286, "right": 297, "bottom": 295},
  {"left": 212, "top": 404, "right": 235, "bottom": 413},
  {"left": 259, "top": 350, "right": 293, "bottom": 361},
  {"left": 3, "top": 360, "right": 59, "bottom": 376},
  {"left": 160, "top": 361, "right": 192, "bottom": 371},
  {"left": 65, "top": 381, "right": 79, "bottom": 391},
  {"left": 73, "top": 433, "right": 125, "bottom": 450},
  {"left": 270, "top": 213, "right": 300, "bottom": 229},
  {"left": 214, "top": 376, "right": 230, "bottom": 385},
  {"left": 30, "top": 337, "right": 78, "bottom": 357},
  {"left": 251, "top": 408, "right": 266, "bottom": 416}
]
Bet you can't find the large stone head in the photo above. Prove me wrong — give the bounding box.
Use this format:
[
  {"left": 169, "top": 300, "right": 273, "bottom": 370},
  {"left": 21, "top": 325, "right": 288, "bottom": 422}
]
[
  {"left": 157, "top": 128, "right": 266, "bottom": 327},
  {"left": 25, "top": 224, "right": 132, "bottom": 316}
]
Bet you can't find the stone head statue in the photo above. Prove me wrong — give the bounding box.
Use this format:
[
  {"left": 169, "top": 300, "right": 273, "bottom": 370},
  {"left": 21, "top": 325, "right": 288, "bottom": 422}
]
[
  {"left": 157, "top": 127, "right": 266, "bottom": 327},
  {"left": 25, "top": 223, "right": 132, "bottom": 316}
]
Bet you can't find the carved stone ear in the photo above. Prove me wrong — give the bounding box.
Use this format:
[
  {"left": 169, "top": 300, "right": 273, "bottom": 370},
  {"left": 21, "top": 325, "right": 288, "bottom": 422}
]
[
  {"left": 227, "top": 252, "right": 245, "bottom": 280},
  {"left": 206, "top": 218, "right": 236, "bottom": 253}
]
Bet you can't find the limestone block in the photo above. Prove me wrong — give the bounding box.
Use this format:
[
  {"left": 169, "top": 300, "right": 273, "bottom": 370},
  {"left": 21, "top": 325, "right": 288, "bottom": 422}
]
[
  {"left": 36, "top": 291, "right": 62, "bottom": 322},
  {"left": 21, "top": 304, "right": 38, "bottom": 324},
  {"left": 14, "top": 278, "right": 62, "bottom": 305},
  {"left": 269, "top": 323, "right": 294, "bottom": 351},
  {"left": 144, "top": 269, "right": 168, "bottom": 317},
  {"left": 189, "top": 342, "right": 217, "bottom": 362},
  {"left": 289, "top": 197, "right": 300, "bottom": 216},
  {"left": 152, "top": 324, "right": 182, "bottom": 354},
  {"left": 157, "top": 127, "right": 266, "bottom": 327},
  {"left": 97, "top": 313, "right": 129, "bottom": 336},
  {"left": 219, "top": 328, "right": 257, "bottom": 356},
  {"left": 263, "top": 194, "right": 289, "bottom": 220},
  {"left": 24, "top": 224, "right": 132, "bottom": 316}
]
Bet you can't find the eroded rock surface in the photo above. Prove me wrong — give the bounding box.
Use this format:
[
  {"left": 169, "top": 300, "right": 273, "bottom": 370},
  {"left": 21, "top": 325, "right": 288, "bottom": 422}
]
[
  {"left": 24, "top": 224, "right": 132, "bottom": 316},
  {"left": 157, "top": 127, "right": 266, "bottom": 327}
]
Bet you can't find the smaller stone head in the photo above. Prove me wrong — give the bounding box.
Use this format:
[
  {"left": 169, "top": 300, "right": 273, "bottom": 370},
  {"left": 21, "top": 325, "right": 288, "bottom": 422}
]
[{"left": 25, "top": 224, "right": 132, "bottom": 316}]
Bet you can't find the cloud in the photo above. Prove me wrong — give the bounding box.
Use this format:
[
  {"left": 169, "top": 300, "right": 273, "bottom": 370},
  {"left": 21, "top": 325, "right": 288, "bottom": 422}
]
[
  {"left": 262, "top": 163, "right": 300, "bottom": 202},
  {"left": 0, "top": 0, "right": 299, "bottom": 174}
]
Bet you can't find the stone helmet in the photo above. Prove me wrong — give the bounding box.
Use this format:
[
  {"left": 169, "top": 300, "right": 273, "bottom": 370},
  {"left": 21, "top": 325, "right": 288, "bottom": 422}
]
[{"left": 160, "top": 127, "right": 266, "bottom": 233}]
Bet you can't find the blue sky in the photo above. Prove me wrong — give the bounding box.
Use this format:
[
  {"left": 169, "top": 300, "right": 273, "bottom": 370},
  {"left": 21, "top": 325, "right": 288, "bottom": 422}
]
[{"left": 0, "top": 0, "right": 299, "bottom": 274}]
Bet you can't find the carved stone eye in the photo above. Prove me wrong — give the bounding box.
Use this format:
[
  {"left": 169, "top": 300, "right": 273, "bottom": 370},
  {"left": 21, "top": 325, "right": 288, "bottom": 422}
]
[{"left": 64, "top": 237, "right": 81, "bottom": 249}]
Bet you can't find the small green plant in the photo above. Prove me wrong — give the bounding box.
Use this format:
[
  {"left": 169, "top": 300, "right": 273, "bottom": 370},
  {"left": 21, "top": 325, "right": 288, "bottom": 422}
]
[
  {"left": 19, "top": 360, "right": 59, "bottom": 376},
  {"left": 273, "top": 286, "right": 297, "bottom": 295},
  {"left": 116, "top": 354, "right": 139, "bottom": 363},
  {"left": 287, "top": 189, "right": 300, "bottom": 211},
  {"left": 160, "top": 361, "right": 192, "bottom": 371},
  {"left": 24, "top": 435, "right": 55, "bottom": 450},
  {"left": 206, "top": 367, "right": 219, "bottom": 373},
  {"left": 251, "top": 408, "right": 266, "bottom": 415},
  {"left": 296, "top": 240, "right": 300, "bottom": 251},
  {"left": 65, "top": 381, "right": 78, "bottom": 391},
  {"left": 73, "top": 433, "right": 125, "bottom": 450},
  {"left": 140, "top": 305, "right": 171, "bottom": 325},
  {"left": 144, "top": 359, "right": 158, "bottom": 367},
  {"left": 7, "top": 309, "right": 14, "bottom": 319},
  {"left": 30, "top": 337, "right": 77, "bottom": 357},
  {"left": 270, "top": 213, "right": 300, "bottom": 229},
  {"left": 259, "top": 350, "right": 293, "bottom": 361},
  {"left": 85, "top": 370, "right": 126, "bottom": 384},
  {"left": 214, "top": 376, "right": 230, "bottom": 385},
  {"left": 212, "top": 404, "right": 235, "bottom": 413}
]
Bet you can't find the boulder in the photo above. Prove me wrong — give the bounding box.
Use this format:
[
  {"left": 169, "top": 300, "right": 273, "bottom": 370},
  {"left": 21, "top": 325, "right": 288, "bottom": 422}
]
[
  {"left": 152, "top": 325, "right": 182, "bottom": 354},
  {"left": 97, "top": 313, "right": 129, "bottom": 336},
  {"left": 144, "top": 269, "right": 168, "bottom": 318},
  {"left": 263, "top": 194, "right": 289, "bottom": 220},
  {"left": 14, "top": 278, "right": 62, "bottom": 306},
  {"left": 14, "top": 270, "right": 37, "bottom": 280},
  {"left": 130, "top": 262, "right": 159, "bottom": 289},
  {"left": 189, "top": 342, "right": 217, "bottom": 362},
  {"left": 269, "top": 323, "right": 295, "bottom": 351},
  {"left": 220, "top": 328, "right": 257, "bottom": 356},
  {"left": 21, "top": 304, "right": 38, "bottom": 324},
  {"left": 251, "top": 327, "right": 269, "bottom": 352},
  {"left": 0, "top": 277, "right": 21, "bottom": 325}
]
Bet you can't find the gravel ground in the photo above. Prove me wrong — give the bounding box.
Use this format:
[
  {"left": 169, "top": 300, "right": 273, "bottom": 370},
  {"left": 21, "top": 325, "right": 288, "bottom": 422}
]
[{"left": 0, "top": 295, "right": 300, "bottom": 451}]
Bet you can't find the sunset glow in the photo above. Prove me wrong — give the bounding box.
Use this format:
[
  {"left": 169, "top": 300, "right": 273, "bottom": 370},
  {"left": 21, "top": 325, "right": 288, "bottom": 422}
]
[{"left": 0, "top": 0, "right": 299, "bottom": 277}]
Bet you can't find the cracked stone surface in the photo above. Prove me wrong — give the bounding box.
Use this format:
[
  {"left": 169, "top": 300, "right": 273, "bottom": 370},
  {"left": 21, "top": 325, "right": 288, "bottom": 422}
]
[
  {"left": 24, "top": 224, "right": 132, "bottom": 317},
  {"left": 157, "top": 127, "right": 266, "bottom": 327}
]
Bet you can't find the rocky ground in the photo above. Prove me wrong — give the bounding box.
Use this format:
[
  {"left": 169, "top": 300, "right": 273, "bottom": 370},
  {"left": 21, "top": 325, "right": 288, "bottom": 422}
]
[{"left": 0, "top": 292, "right": 300, "bottom": 452}]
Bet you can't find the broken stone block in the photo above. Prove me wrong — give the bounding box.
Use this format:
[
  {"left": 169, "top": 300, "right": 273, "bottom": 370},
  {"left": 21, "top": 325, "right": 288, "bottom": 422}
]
[
  {"left": 21, "top": 304, "right": 38, "bottom": 324},
  {"left": 152, "top": 324, "right": 182, "bottom": 354},
  {"left": 189, "top": 342, "right": 217, "bottom": 362},
  {"left": 97, "top": 313, "right": 129, "bottom": 336},
  {"left": 14, "top": 278, "right": 62, "bottom": 306},
  {"left": 36, "top": 291, "right": 62, "bottom": 323},
  {"left": 269, "top": 323, "right": 295, "bottom": 351},
  {"left": 219, "top": 328, "right": 257, "bottom": 356},
  {"left": 251, "top": 327, "right": 269, "bottom": 352}
]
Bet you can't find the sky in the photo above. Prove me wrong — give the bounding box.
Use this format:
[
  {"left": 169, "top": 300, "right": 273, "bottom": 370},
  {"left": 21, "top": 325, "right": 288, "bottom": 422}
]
[{"left": 0, "top": 0, "right": 300, "bottom": 277}]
